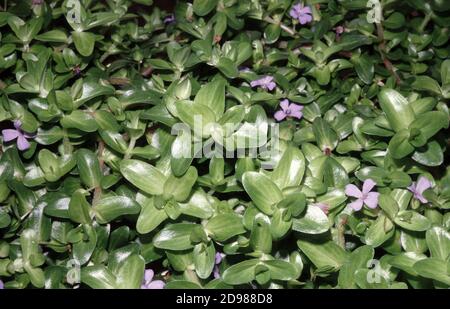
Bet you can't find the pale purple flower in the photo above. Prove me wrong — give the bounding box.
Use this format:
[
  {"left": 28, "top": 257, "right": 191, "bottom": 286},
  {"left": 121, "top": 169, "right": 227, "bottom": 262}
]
[
  {"left": 32, "top": 0, "right": 44, "bottom": 5},
  {"left": 141, "top": 269, "right": 165, "bottom": 289},
  {"left": 335, "top": 26, "right": 344, "bottom": 41},
  {"left": 164, "top": 14, "right": 175, "bottom": 24},
  {"left": 250, "top": 76, "right": 276, "bottom": 91},
  {"left": 312, "top": 203, "right": 329, "bottom": 215},
  {"left": 335, "top": 26, "right": 344, "bottom": 34},
  {"left": 2, "top": 120, "right": 34, "bottom": 151},
  {"left": 345, "top": 179, "right": 379, "bottom": 211},
  {"left": 408, "top": 177, "right": 432, "bottom": 204},
  {"left": 0, "top": 280, "right": 4, "bottom": 289},
  {"left": 213, "top": 252, "right": 225, "bottom": 279},
  {"left": 274, "top": 99, "right": 303, "bottom": 121},
  {"left": 238, "top": 66, "right": 251, "bottom": 73},
  {"left": 290, "top": 3, "right": 313, "bottom": 25}
]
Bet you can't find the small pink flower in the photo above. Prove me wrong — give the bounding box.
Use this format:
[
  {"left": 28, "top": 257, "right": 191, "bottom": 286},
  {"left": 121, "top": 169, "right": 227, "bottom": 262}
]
[
  {"left": 335, "top": 26, "right": 344, "bottom": 34},
  {"left": 345, "top": 179, "right": 379, "bottom": 211},
  {"left": 274, "top": 99, "right": 303, "bottom": 121},
  {"left": 408, "top": 177, "right": 432, "bottom": 204},
  {"left": 213, "top": 252, "right": 225, "bottom": 279},
  {"left": 250, "top": 76, "right": 276, "bottom": 91},
  {"left": 313, "top": 203, "right": 329, "bottom": 215},
  {"left": 290, "top": 3, "right": 313, "bottom": 25},
  {"left": 141, "top": 269, "right": 165, "bottom": 289},
  {"left": 2, "top": 120, "right": 34, "bottom": 151}
]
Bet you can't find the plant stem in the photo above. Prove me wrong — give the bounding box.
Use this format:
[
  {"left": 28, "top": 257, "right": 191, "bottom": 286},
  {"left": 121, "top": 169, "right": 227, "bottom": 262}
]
[
  {"left": 92, "top": 139, "right": 105, "bottom": 205},
  {"left": 376, "top": 22, "right": 401, "bottom": 85},
  {"left": 124, "top": 137, "right": 136, "bottom": 160},
  {"left": 418, "top": 12, "right": 432, "bottom": 33},
  {"left": 263, "top": 16, "right": 296, "bottom": 36}
]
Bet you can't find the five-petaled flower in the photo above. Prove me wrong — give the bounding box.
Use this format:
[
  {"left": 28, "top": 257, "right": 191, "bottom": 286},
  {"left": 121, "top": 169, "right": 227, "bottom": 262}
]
[
  {"left": 290, "top": 3, "right": 313, "bottom": 25},
  {"left": 274, "top": 99, "right": 303, "bottom": 121},
  {"left": 408, "top": 176, "right": 432, "bottom": 204},
  {"left": 250, "top": 76, "right": 276, "bottom": 91},
  {"left": 141, "top": 269, "right": 165, "bottom": 289},
  {"left": 345, "top": 179, "right": 379, "bottom": 211},
  {"left": 213, "top": 252, "right": 225, "bottom": 279},
  {"left": 2, "top": 120, "right": 34, "bottom": 151}
]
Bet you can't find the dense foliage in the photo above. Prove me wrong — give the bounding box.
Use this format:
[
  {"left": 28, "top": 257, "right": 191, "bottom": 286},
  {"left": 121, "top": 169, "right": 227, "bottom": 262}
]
[{"left": 0, "top": 0, "right": 449, "bottom": 289}]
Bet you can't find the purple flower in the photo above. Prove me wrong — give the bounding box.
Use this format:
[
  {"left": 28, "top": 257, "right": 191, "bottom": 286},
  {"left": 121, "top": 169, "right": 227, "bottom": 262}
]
[
  {"left": 238, "top": 66, "right": 251, "bottom": 73},
  {"left": 345, "top": 179, "right": 379, "bottom": 211},
  {"left": 2, "top": 120, "right": 34, "bottom": 151},
  {"left": 213, "top": 252, "right": 225, "bottom": 279},
  {"left": 32, "top": 0, "right": 44, "bottom": 5},
  {"left": 335, "top": 26, "right": 344, "bottom": 34},
  {"left": 290, "top": 3, "right": 313, "bottom": 25},
  {"left": 274, "top": 99, "right": 303, "bottom": 121},
  {"left": 141, "top": 269, "right": 165, "bottom": 289},
  {"left": 408, "top": 177, "right": 432, "bottom": 204},
  {"left": 0, "top": 280, "right": 4, "bottom": 289},
  {"left": 312, "top": 203, "right": 329, "bottom": 215},
  {"left": 250, "top": 76, "right": 276, "bottom": 91},
  {"left": 164, "top": 14, "right": 175, "bottom": 24}
]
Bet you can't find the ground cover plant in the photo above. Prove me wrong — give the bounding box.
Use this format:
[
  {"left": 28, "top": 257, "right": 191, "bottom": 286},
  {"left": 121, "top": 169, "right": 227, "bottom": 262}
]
[{"left": 0, "top": 0, "right": 449, "bottom": 289}]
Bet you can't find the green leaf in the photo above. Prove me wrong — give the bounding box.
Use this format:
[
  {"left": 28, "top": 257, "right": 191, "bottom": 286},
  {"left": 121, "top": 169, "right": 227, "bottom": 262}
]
[
  {"left": 137, "top": 198, "right": 168, "bottom": 234},
  {"left": 94, "top": 196, "right": 141, "bottom": 224},
  {"left": 312, "top": 118, "right": 338, "bottom": 151},
  {"left": 68, "top": 190, "right": 92, "bottom": 224},
  {"left": 193, "top": 242, "right": 215, "bottom": 279},
  {"left": 193, "top": 0, "right": 218, "bottom": 16},
  {"left": 408, "top": 111, "right": 449, "bottom": 146},
  {"left": 352, "top": 54, "right": 374, "bottom": 84},
  {"left": 216, "top": 57, "right": 238, "bottom": 78},
  {"left": 165, "top": 280, "right": 202, "bottom": 289},
  {"left": 76, "top": 149, "right": 102, "bottom": 190},
  {"left": 292, "top": 205, "right": 330, "bottom": 234},
  {"left": 412, "top": 76, "right": 442, "bottom": 95},
  {"left": 116, "top": 254, "right": 145, "bottom": 289},
  {"left": 242, "top": 172, "right": 283, "bottom": 215},
  {"left": 394, "top": 211, "right": 431, "bottom": 232},
  {"left": 194, "top": 78, "right": 226, "bottom": 119},
  {"left": 378, "top": 88, "right": 415, "bottom": 132},
  {"left": 72, "top": 224, "right": 97, "bottom": 265},
  {"left": 206, "top": 213, "right": 245, "bottom": 242},
  {"left": 271, "top": 146, "right": 305, "bottom": 190},
  {"left": 414, "top": 258, "right": 450, "bottom": 286},
  {"left": 120, "top": 159, "right": 166, "bottom": 195},
  {"left": 378, "top": 194, "right": 399, "bottom": 220},
  {"left": 163, "top": 167, "right": 198, "bottom": 202},
  {"left": 426, "top": 227, "right": 450, "bottom": 261},
  {"left": 264, "top": 260, "right": 298, "bottom": 281},
  {"left": 412, "top": 140, "right": 444, "bottom": 167},
  {"left": 297, "top": 238, "right": 347, "bottom": 271},
  {"left": 72, "top": 31, "right": 96, "bottom": 57},
  {"left": 175, "top": 100, "right": 216, "bottom": 138},
  {"left": 250, "top": 217, "right": 272, "bottom": 253},
  {"left": 364, "top": 214, "right": 395, "bottom": 247},
  {"left": 61, "top": 110, "right": 98, "bottom": 132},
  {"left": 222, "top": 259, "right": 259, "bottom": 285},
  {"left": 81, "top": 265, "right": 117, "bottom": 289},
  {"left": 153, "top": 223, "right": 197, "bottom": 250},
  {"left": 338, "top": 245, "right": 374, "bottom": 288}
]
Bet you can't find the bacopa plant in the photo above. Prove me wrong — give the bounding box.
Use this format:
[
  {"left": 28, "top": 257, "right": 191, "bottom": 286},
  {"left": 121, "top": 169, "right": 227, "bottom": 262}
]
[{"left": 0, "top": 0, "right": 449, "bottom": 289}]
